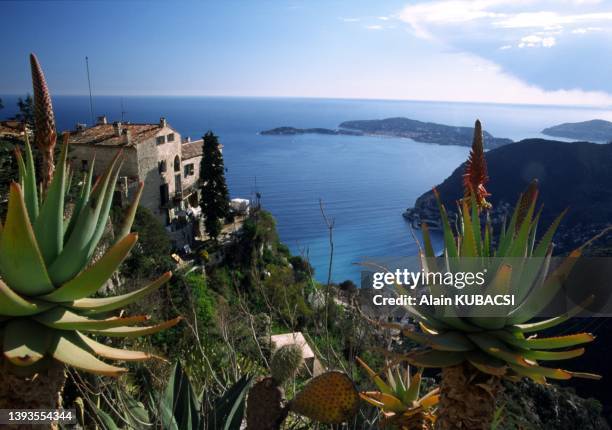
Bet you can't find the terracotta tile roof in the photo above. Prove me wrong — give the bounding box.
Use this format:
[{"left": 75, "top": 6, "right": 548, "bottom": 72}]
[
  {"left": 181, "top": 139, "right": 204, "bottom": 160},
  {"left": 0, "top": 120, "right": 27, "bottom": 138},
  {"left": 67, "top": 123, "right": 162, "bottom": 147}
]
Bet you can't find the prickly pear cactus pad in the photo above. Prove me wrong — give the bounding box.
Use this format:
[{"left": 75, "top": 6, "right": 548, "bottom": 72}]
[{"left": 290, "top": 371, "right": 359, "bottom": 424}]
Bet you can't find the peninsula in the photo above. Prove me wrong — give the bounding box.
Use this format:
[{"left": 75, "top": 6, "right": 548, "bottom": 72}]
[
  {"left": 542, "top": 119, "right": 612, "bottom": 142},
  {"left": 261, "top": 117, "right": 513, "bottom": 148}
]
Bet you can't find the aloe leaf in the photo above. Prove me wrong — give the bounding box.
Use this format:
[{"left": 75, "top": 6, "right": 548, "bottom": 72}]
[
  {"left": 85, "top": 159, "right": 125, "bottom": 261},
  {"left": 466, "top": 350, "right": 507, "bottom": 376},
  {"left": 49, "top": 152, "right": 122, "bottom": 285},
  {"left": 81, "top": 317, "right": 182, "bottom": 338},
  {"left": 43, "top": 233, "right": 138, "bottom": 302},
  {"left": 514, "top": 333, "right": 594, "bottom": 350},
  {"left": 3, "top": 319, "right": 52, "bottom": 366},
  {"left": 22, "top": 134, "right": 39, "bottom": 221},
  {"left": 49, "top": 332, "right": 127, "bottom": 376},
  {"left": 433, "top": 188, "right": 458, "bottom": 258},
  {"left": 361, "top": 392, "right": 405, "bottom": 413},
  {"left": 533, "top": 209, "right": 567, "bottom": 258},
  {"left": 68, "top": 271, "right": 172, "bottom": 313},
  {"left": 162, "top": 362, "right": 202, "bottom": 430},
  {"left": 496, "top": 194, "right": 522, "bottom": 257},
  {"left": 76, "top": 332, "right": 158, "bottom": 361},
  {"left": 0, "top": 183, "right": 54, "bottom": 295},
  {"left": 460, "top": 200, "right": 477, "bottom": 257},
  {"left": 404, "top": 368, "right": 423, "bottom": 403},
  {"left": 34, "top": 142, "right": 68, "bottom": 265},
  {"left": 523, "top": 348, "right": 585, "bottom": 361},
  {"left": 509, "top": 364, "right": 571, "bottom": 381},
  {"left": 513, "top": 295, "right": 594, "bottom": 333},
  {"left": 356, "top": 357, "right": 393, "bottom": 395},
  {"left": 403, "top": 329, "right": 474, "bottom": 352},
  {"left": 468, "top": 264, "right": 513, "bottom": 330},
  {"left": 508, "top": 249, "right": 580, "bottom": 324},
  {"left": 0, "top": 278, "right": 53, "bottom": 316},
  {"left": 421, "top": 223, "right": 436, "bottom": 259},
  {"left": 467, "top": 333, "right": 530, "bottom": 367},
  {"left": 35, "top": 308, "right": 149, "bottom": 330},
  {"left": 64, "top": 158, "right": 95, "bottom": 241},
  {"left": 117, "top": 181, "right": 144, "bottom": 242},
  {"left": 206, "top": 374, "right": 251, "bottom": 430},
  {"left": 405, "top": 350, "right": 465, "bottom": 368}
]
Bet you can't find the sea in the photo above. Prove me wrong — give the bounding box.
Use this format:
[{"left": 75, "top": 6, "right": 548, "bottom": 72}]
[{"left": 2, "top": 95, "right": 611, "bottom": 283}]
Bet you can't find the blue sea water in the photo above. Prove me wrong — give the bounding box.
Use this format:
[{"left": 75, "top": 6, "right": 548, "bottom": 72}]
[{"left": 2, "top": 96, "right": 611, "bottom": 282}]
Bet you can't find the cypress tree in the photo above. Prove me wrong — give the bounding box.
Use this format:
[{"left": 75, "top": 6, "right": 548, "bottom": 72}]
[{"left": 199, "top": 131, "right": 230, "bottom": 240}]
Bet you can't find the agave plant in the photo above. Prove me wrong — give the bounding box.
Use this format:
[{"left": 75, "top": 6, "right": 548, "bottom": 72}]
[
  {"left": 390, "top": 121, "right": 600, "bottom": 429},
  {"left": 357, "top": 357, "right": 439, "bottom": 430}
]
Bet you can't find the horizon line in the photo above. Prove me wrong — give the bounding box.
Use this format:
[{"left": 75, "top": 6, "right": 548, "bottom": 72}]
[{"left": 0, "top": 92, "right": 610, "bottom": 111}]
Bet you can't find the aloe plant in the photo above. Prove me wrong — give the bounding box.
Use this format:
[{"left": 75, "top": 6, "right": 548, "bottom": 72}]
[
  {"left": 395, "top": 120, "right": 599, "bottom": 429},
  {"left": 0, "top": 55, "right": 180, "bottom": 410},
  {"left": 357, "top": 357, "right": 439, "bottom": 430}
]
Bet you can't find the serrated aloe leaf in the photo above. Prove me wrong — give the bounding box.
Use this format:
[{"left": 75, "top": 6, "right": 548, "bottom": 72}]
[
  {"left": 533, "top": 209, "right": 567, "bottom": 258},
  {"left": 470, "top": 192, "right": 483, "bottom": 256},
  {"left": 433, "top": 188, "right": 458, "bottom": 258},
  {"left": 460, "top": 200, "right": 477, "bottom": 257},
  {"left": 523, "top": 348, "right": 585, "bottom": 361},
  {"left": 3, "top": 319, "right": 52, "bottom": 366},
  {"left": 519, "top": 333, "right": 594, "bottom": 350},
  {"left": 356, "top": 357, "right": 394, "bottom": 395},
  {"left": 421, "top": 223, "right": 436, "bottom": 259},
  {"left": 43, "top": 233, "right": 138, "bottom": 302},
  {"left": 466, "top": 350, "right": 507, "bottom": 376},
  {"left": 467, "top": 333, "right": 530, "bottom": 367},
  {"left": 496, "top": 194, "right": 522, "bottom": 257},
  {"left": 360, "top": 392, "right": 404, "bottom": 413},
  {"left": 76, "top": 332, "right": 157, "bottom": 361},
  {"left": 22, "top": 134, "right": 39, "bottom": 221},
  {"left": 405, "top": 350, "right": 465, "bottom": 368},
  {"left": 50, "top": 332, "right": 127, "bottom": 376},
  {"left": 570, "top": 372, "right": 602, "bottom": 380},
  {"left": 35, "top": 308, "right": 149, "bottom": 330},
  {"left": 68, "top": 271, "right": 172, "bottom": 313},
  {"left": 85, "top": 159, "right": 124, "bottom": 262},
  {"left": 34, "top": 142, "right": 68, "bottom": 265},
  {"left": 49, "top": 152, "right": 121, "bottom": 285},
  {"left": 0, "top": 183, "right": 54, "bottom": 295},
  {"left": 508, "top": 249, "right": 580, "bottom": 325},
  {"left": 509, "top": 363, "right": 572, "bottom": 381},
  {"left": 81, "top": 316, "right": 182, "bottom": 338},
  {"left": 513, "top": 295, "right": 594, "bottom": 333},
  {"left": 117, "top": 181, "right": 144, "bottom": 242},
  {"left": 469, "top": 264, "right": 512, "bottom": 330},
  {"left": 419, "top": 389, "right": 440, "bottom": 409},
  {"left": 64, "top": 158, "right": 95, "bottom": 241},
  {"left": 0, "top": 278, "right": 53, "bottom": 316},
  {"left": 403, "top": 329, "right": 474, "bottom": 352},
  {"left": 404, "top": 368, "right": 422, "bottom": 403}
]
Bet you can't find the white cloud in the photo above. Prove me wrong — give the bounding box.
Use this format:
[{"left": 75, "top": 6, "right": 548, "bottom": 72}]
[
  {"left": 378, "top": 16, "right": 390, "bottom": 21},
  {"left": 365, "top": 24, "right": 384, "bottom": 30},
  {"left": 340, "top": 17, "right": 360, "bottom": 22},
  {"left": 571, "top": 26, "right": 604, "bottom": 33},
  {"left": 518, "top": 34, "right": 556, "bottom": 47},
  {"left": 494, "top": 11, "right": 612, "bottom": 28},
  {"left": 499, "top": 44, "right": 513, "bottom": 49}
]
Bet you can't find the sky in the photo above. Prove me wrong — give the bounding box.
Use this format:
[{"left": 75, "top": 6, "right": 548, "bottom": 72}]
[{"left": 1, "top": 0, "right": 612, "bottom": 106}]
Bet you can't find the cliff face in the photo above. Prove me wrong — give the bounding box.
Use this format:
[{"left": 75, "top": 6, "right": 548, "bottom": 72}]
[{"left": 413, "top": 139, "right": 612, "bottom": 229}]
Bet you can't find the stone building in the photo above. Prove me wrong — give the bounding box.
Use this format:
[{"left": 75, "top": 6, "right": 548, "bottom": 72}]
[{"left": 68, "top": 116, "right": 207, "bottom": 226}]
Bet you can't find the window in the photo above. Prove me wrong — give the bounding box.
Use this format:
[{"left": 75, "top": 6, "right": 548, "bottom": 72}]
[
  {"left": 156, "top": 135, "right": 166, "bottom": 145},
  {"left": 184, "top": 163, "right": 195, "bottom": 177},
  {"left": 158, "top": 160, "right": 167, "bottom": 173},
  {"left": 81, "top": 159, "right": 88, "bottom": 171},
  {"left": 174, "top": 155, "right": 181, "bottom": 172},
  {"left": 167, "top": 133, "right": 175, "bottom": 142},
  {"left": 160, "top": 184, "right": 169, "bottom": 206}
]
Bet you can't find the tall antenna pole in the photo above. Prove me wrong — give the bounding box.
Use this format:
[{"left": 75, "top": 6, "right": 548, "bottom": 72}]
[
  {"left": 85, "top": 56, "right": 95, "bottom": 125},
  {"left": 120, "top": 97, "right": 126, "bottom": 122}
]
